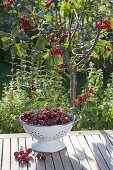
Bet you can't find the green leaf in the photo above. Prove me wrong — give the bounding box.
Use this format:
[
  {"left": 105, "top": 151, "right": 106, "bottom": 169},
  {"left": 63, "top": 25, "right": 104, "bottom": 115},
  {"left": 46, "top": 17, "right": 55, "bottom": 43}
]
[
  {"left": 11, "top": 27, "right": 19, "bottom": 36},
  {"left": 26, "top": 5, "right": 33, "bottom": 12},
  {"left": 16, "top": 33, "right": 31, "bottom": 42},
  {"left": 10, "top": 45, "right": 17, "bottom": 56},
  {"left": 0, "top": 31, "right": 10, "bottom": 38},
  {"left": 21, "top": 86, "right": 30, "bottom": 92},
  {"left": 43, "top": 51, "right": 49, "bottom": 59},
  {"left": 23, "top": 101, "right": 31, "bottom": 106},
  {"left": 37, "top": 98, "right": 45, "bottom": 101},
  {"left": 31, "top": 35, "right": 38, "bottom": 40},
  {"left": 8, "top": 10, "right": 17, "bottom": 14},
  {"left": 44, "top": 14, "right": 52, "bottom": 22},
  {"left": 36, "top": 35, "right": 49, "bottom": 50},
  {"left": 1, "top": 37, "right": 9, "bottom": 42},
  {"left": 2, "top": 38, "right": 13, "bottom": 51},
  {"left": 15, "top": 43, "right": 24, "bottom": 57}
]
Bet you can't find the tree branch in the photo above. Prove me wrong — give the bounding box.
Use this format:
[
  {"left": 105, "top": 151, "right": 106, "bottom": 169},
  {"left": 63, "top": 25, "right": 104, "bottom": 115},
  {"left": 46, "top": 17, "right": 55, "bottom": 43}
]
[{"left": 85, "top": 28, "right": 100, "bottom": 59}]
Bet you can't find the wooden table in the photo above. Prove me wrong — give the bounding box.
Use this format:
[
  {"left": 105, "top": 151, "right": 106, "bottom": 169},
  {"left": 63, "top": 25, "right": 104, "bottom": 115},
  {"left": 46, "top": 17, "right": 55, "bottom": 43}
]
[{"left": 1, "top": 130, "right": 113, "bottom": 170}]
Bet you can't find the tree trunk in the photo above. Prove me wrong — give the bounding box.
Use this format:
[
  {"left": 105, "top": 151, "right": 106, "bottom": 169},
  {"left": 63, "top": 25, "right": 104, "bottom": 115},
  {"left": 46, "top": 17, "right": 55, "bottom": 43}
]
[
  {"left": 70, "top": 69, "right": 77, "bottom": 106},
  {"left": 64, "top": 52, "right": 77, "bottom": 106}
]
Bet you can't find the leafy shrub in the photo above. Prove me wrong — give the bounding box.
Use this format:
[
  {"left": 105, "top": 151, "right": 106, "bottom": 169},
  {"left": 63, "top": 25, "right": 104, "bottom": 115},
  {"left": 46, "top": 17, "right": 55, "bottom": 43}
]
[
  {"left": 78, "top": 62, "right": 113, "bottom": 130},
  {"left": 0, "top": 67, "right": 69, "bottom": 133}
]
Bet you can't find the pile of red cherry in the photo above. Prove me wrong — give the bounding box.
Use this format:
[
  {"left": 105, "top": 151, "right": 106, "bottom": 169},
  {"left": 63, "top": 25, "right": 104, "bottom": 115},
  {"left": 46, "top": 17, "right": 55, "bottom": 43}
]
[
  {"left": 50, "top": 45, "right": 64, "bottom": 58},
  {"left": 73, "top": 88, "right": 94, "bottom": 107},
  {"left": 97, "top": 20, "right": 111, "bottom": 30},
  {"left": 21, "top": 16, "right": 38, "bottom": 29},
  {"left": 50, "top": 33, "right": 68, "bottom": 58},
  {"left": 20, "top": 108, "right": 71, "bottom": 126},
  {"left": 14, "top": 148, "right": 46, "bottom": 164}
]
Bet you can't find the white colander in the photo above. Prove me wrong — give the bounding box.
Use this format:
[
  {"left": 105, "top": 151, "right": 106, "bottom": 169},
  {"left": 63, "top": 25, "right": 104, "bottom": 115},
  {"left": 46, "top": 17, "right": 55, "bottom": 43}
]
[{"left": 20, "top": 115, "right": 79, "bottom": 153}]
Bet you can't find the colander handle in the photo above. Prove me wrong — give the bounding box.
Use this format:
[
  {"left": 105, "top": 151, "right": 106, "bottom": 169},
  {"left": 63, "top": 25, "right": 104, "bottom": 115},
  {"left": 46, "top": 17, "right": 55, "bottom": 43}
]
[{"left": 73, "top": 115, "right": 81, "bottom": 127}]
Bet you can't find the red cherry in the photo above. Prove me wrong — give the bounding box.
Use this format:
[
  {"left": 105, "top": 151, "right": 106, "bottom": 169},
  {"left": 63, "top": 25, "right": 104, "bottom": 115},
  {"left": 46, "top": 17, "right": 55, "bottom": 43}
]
[
  {"left": 39, "top": 114, "right": 47, "bottom": 120},
  {"left": 57, "top": 120, "right": 62, "bottom": 125},
  {"left": 38, "top": 120, "right": 45, "bottom": 126},
  {"left": 25, "top": 157, "right": 30, "bottom": 163},
  {"left": 56, "top": 48, "right": 64, "bottom": 57},
  {"left": 8, "top": 1, "right": 13, "bottom": 6},
  {"left": 101, "top": 25, "right": 106, "bottom": 29},
  {"left": 41, "top": 154, "right": 46, "bottom": 160},
  {"left": 28, "top": 95, "right": 33, "bottom": 99},
  {"left": 51, "top": 37, "right": 60, "bottom": 43},
  {"left": 45, "top": 2, "right": 51, "bottom": 9},
  {"left": 97, "top": 22, "right": 102, "bottom": 29},
  {"left": 77, "top": 95, "right": 82, "bottom": 99},
  {"left": 107, "top": 26, "right": 111, "bottom": 30},
  {"left": 14, "top": 152, "right": 19, "bottom": 157},
  {"left": 58, "top": 111, "right": 65, "bottom": 116},
  {"left": 19, "top": 150, "right": 24, "bottom": 155},
  {"left": 73, "top": 100, "right": 80, "bottom": 107},
  {"left": 106, "top": 46, "right": 112, "bottom": 52},
  {"left": 58, "top": 63, "right": 66, "bottom": 69},
  {"left": 21, "top": 152, "right": 29, "bottom": 158},
  {"left": 36, "top": 153, "right": 42, "bottom": 159},
  {"left": 89, "top": 88, "right": 94, "bottom": 94},
  {"left": 18, "top": 157, "right": 23, "bottom": 163},
  {"left": 81, "top": 97, "right": 87, "bottom": 103},
  {"left": 50, "top": 49, "right": 56, "bottom": 58},
  {"left": 50, "top": 0, "right": 54, "bottom": 3},
  {"left": 26, "top": 148, "right": 32, "bottom": 154},
  {"left": 0, "top": 2, "right": 6, "bottom": 8},
  {"left": 31, "top": 85, "right": 36, "bottom": 91},
  {"left": 79, "top": 56, "right": 84, "bottom": 60},
  {"left": 61, "top": 33, "right": 68, "bottom": 39}
]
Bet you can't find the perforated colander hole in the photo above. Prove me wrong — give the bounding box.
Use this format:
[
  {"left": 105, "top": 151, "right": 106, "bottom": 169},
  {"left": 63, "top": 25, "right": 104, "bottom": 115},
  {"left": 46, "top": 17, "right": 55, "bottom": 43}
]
[
  {"left": 40, "top": 137, "right": 44, "bottom": 141},
  {"left": 30, "top": 132, "right": 34, "bottom": 136},
  {"left": 54, "top": 131, "right": 66, "bottom": 139}
]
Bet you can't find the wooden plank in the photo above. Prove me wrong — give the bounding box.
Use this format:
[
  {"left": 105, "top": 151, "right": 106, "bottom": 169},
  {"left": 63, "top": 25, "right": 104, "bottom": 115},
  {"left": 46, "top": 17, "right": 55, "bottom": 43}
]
[
  {"left": 63, "top": 136, "right": 82, "bottom": 170},
  {"left": 2, "top": 138, "right": 11, "bottom": 170},
  {"left": 52, "top": 152, "right": 64, "bottom": 170},
  {"left": 45, "top": 153, "right": 55, "bottom": 170},
  {"left": 25, "top": 138, "right": 36, "bottom": 170},
  {"left": 0, "top": 139, "right": 3, "bottom": 170},
  {"left": 68, "top": 130, "right": 113, "bottom": 136},
  {"left": 100, "top": 134, "right": 113, "bottom": 158},
  {"left": 85, "top": 135, "right": 110, "bottom": 170},
  {"left": 59, "top": 148, "right": 74, "bottom": 170},
  {"left": 11, "top": 138, "right": 19, "bottom": 170},
  {"left": 93, "top": 134, "right": 113, "bottom": 170},
  {"left": 32, "top": 138, "right": 46, "bottom": 170},
  {"left": 70, "top": 135, "right": 91, "bottom": 170},
  {"left": 107, "top": 134, "right": 113, "bottom": 146},
  {"left": 0, "top": 133, "right": 30, "bottom": 138},
  {"left": 77, "top": 135, "right": 100, "bottom": 170},
  {"left": 35, "top": 156, "right": 46, "bottom": 170}
]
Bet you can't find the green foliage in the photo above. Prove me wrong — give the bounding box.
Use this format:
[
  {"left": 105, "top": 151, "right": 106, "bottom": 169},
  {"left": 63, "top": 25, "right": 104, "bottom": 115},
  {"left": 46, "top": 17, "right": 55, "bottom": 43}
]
[
  {"left": 0, "top": 64, "right": 69, "bottom": 133},
  {"left": 78, "top": 62, "right": 113, "bottom": 130}
]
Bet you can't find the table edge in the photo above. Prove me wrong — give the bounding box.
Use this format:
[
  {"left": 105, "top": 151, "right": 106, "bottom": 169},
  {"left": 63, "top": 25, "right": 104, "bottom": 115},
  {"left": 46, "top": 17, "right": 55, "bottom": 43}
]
[{"left": 0, "top": 130, "right": 113, "bottom": 138}]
